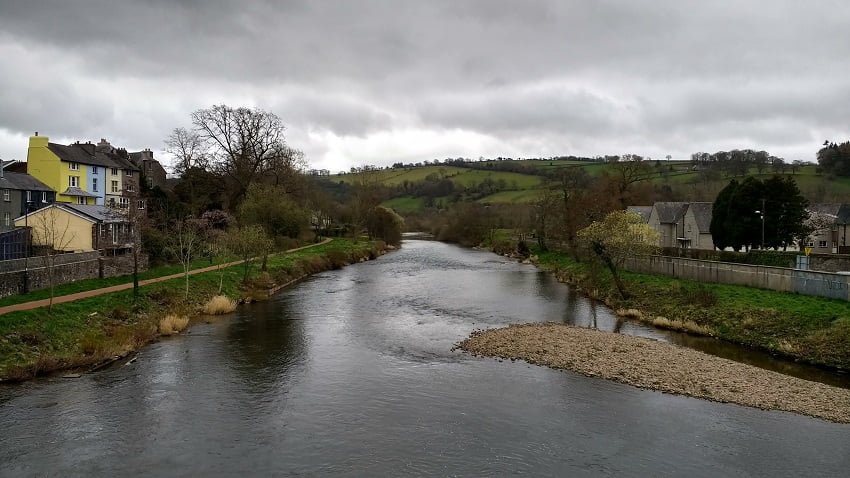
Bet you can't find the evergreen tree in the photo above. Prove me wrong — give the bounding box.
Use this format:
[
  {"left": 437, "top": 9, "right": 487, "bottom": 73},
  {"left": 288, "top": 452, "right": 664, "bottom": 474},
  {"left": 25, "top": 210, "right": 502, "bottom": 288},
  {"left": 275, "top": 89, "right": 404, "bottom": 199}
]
[{"left": 711, "top": 176, "right": 808, "bottom": 251}]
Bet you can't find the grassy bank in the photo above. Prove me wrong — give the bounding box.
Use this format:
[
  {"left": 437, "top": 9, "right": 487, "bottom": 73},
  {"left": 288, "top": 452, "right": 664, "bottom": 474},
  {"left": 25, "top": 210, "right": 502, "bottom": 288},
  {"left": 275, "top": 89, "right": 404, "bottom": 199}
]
[
  {"left": 0, "top": 238, "right": 388, "bottom": 381},
  {"left": 534, "top": 249, "right": 850, "bottom": 370}
]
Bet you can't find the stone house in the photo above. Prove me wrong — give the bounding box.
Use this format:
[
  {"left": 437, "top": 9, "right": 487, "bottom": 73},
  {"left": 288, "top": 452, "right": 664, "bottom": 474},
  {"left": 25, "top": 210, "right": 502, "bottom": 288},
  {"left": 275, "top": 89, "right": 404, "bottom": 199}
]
[
  {"left": 680, "top": 202, "right": 714, "bottom": 250},
  {"left": 647, "top": 202, "right": 690, "bottom": 248}
]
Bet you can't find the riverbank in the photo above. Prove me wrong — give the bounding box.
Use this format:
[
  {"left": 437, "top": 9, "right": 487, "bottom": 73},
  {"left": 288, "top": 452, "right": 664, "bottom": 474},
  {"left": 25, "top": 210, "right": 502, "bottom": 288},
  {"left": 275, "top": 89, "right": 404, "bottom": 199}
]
[
  {"left": 456, "top": 322, "right": 850, "bottom": 423},
  {"left": 0, "top": 238, "right": 391, "bottom": 382},
  {"left": 531, "top": 249, "right": 850, "bottom": 371}
]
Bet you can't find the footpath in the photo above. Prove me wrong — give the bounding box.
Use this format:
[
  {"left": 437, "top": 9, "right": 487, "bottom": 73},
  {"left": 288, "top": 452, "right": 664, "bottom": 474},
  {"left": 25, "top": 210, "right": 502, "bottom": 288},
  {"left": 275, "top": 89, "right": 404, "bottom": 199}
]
[{"left": 0, "top": 238, "right": 333, "bottom": 315}]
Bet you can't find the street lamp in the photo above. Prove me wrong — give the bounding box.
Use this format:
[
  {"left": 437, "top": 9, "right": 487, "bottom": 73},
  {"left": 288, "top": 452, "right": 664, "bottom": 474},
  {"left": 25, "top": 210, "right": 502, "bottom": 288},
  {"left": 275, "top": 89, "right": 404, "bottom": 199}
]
[{"left": 755, "top": 199, "right": 765, "bottom": 250}]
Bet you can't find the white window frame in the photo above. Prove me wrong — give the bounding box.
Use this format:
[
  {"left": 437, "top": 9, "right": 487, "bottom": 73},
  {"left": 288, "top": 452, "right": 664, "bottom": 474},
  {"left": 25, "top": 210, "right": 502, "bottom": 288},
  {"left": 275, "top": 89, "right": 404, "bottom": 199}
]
[
  {"left": 126, "top": 184, "right": 134, "bottom": 193},
  {"left": 3, "top": 212, "right": 9, "bottom": 226},
  {"left": 137, "top": 199, "right": 146, "bottom": 210},
  {"left": 111, "top": 180, "right": 119, "bottom": 193},
  {"left": 819, "top": 240, "right": 828, "bottom": 248},
  {"left": 92, "top": 178, "right": 98, "bottom": 192},
  {"left": 69, "top": 176, "right": 79, "bottom": 188},
  {"left": 77, "top": 196, "right": 86, "bottom": 205},
  {"left": 111, "top": 167, "right": 118, "bottom": 176},
  {"left": 41, "top": 191, "right": 47, "bottom": 202},
  {"left": 69, "top": 162, "right": 79, "bottom": 171},
  {"left": 2, "top": 189, "right": 9, "bottom": 202},
  {"left": 126, "top": 169, "right": 133, "bottom": 177}
]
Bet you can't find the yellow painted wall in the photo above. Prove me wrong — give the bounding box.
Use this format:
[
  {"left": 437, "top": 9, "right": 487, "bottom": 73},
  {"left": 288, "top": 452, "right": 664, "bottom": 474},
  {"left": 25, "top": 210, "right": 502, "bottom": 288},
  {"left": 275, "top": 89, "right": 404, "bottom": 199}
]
[
  {"left": 27, "top": 135, "right": 92, "bottom": 205},
  {"left": 14, "top": 206, "right": 93, "bottom": 252}
]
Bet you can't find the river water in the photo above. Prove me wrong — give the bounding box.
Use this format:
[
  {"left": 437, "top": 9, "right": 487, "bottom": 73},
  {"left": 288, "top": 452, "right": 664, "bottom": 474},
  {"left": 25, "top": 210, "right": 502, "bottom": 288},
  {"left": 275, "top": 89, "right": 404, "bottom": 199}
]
[{"left": 1, "top": 237, "right": 849, "bottom": 477}]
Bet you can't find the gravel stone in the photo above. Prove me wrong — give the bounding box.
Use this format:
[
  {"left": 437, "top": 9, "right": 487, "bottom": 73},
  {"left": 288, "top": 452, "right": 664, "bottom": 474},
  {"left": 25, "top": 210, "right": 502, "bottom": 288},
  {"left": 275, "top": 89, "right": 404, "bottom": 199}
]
[{"left": 456, "top": 322, "right": 850, "bottom": 424}]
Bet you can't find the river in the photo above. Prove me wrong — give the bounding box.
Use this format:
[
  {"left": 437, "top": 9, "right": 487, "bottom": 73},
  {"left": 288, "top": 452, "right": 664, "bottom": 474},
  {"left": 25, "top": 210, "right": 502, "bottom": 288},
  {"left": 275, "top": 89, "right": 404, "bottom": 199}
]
[{"left": 1, "top": 237, "right": 848, "bottom": 477}]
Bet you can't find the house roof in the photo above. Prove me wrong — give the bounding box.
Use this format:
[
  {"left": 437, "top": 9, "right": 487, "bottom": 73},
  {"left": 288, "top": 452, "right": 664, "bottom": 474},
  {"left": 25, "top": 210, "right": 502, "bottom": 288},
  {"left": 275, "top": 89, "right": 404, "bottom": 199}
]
[
  {"left": 626, "top": 206, "right": 652, "bottom": 222},
  {"left": 0, "top": 172, "right": 53, "bottom": 192},
  {"left": 836, "top": 204, "right": 850, "bottom": 225},
  {"left": 687, "top": 202, "right": 713, "bottom": 233},
  {"left": 652, "top": 202, "right": 689, "bottom": 224},
  {"left": 807, "top": 203, "right": 841, "bottom": 217},
  {"left": 60, "top": 187, "right": 98, "bottom": 197},
  {"left": 61, "top": 204, "right": 125, "bottom": 223},
  {"left": 47, "top": 142, "right": 139, "bottom": 171}
]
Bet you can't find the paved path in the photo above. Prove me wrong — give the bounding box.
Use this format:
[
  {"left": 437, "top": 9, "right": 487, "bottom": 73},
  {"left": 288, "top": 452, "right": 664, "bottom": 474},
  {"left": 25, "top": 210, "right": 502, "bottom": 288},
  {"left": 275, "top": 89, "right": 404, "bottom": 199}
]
[{"left": 0, "top": 238, "right": 333, "bottom": 315}]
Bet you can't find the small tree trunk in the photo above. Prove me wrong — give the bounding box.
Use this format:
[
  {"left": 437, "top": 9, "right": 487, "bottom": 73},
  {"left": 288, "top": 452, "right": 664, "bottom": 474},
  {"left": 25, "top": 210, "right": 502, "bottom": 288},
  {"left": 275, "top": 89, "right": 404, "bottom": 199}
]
[
  {"left": 606, "top": 260, "right": 629, "bottom": 299},
  {"left": 133, "top": 250, "right": 139, "bottom": 305},
  {"left": 184, "top": 265, "right": 190, "bottom": 300}
]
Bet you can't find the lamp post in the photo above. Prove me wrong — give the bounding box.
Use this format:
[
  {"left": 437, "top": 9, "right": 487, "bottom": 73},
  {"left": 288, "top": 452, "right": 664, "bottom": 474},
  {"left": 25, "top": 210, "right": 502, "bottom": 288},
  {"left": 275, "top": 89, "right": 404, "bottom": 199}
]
[{"left": 755, "top": 198, "right": 765, "bottom": 250}]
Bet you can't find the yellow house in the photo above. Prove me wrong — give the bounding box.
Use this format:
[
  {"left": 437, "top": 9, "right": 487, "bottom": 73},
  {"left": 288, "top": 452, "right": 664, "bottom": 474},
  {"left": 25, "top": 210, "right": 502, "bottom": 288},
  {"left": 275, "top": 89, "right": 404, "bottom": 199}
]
[
  {"left": 14, "top": 203, "right": 133, "bottom": 253},
  {"left": 27, "top": 134, "right": 101, "bottom": 205}
]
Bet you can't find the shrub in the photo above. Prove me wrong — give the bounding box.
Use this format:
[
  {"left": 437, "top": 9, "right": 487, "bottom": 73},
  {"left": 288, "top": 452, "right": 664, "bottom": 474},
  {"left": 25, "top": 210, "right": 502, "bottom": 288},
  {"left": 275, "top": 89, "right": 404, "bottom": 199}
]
[
  {"left": 159, "top": 314, "right": 189, "bottom": 335},
  {"left": 326, "top": 248, "right": 350, "bottom": 269},
  {"left": 202, "top": 295, "right": 237, "bottom": 315}
]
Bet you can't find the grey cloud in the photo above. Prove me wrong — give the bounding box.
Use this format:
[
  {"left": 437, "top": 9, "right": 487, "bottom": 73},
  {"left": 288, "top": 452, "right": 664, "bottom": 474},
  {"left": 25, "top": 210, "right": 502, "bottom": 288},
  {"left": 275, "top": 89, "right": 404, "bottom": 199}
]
[{"left": 2, "top": 1, "right": 850, "bottom": 167}]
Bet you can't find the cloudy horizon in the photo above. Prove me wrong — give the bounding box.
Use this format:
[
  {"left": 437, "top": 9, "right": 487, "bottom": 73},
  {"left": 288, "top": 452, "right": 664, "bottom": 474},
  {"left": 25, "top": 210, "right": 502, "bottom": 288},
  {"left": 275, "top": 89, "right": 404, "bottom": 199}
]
[{"left": 1, "top": 0, "right": 848, "bottom": 173}]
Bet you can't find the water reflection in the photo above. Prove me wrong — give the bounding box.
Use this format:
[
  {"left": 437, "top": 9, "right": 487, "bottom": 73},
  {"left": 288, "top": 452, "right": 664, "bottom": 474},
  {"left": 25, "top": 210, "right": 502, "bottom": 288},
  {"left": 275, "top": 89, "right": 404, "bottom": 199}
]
[
  {"left": 225, "top": 297, "right": 307, "bottom": 389},
  {"left": 1, "top": 237, "right": 849, "bottom": 477}
]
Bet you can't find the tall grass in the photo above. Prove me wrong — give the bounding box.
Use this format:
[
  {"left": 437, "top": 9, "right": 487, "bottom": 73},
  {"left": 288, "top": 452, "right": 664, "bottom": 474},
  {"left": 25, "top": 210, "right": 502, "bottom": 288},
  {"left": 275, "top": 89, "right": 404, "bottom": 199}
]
[
  {"left": 202, "top": 295, "right": 237, "bottom": 315},
  {"left": 158, "top": 315, "right": 189, "bottom": 335}
]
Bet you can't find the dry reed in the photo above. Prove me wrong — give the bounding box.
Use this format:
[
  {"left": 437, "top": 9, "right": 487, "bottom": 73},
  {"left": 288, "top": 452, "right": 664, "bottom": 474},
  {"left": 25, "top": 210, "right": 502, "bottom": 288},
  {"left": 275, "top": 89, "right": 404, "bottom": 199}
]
[
  {"left": 202, "top": 295, "right": 237, "bottom": 315},
  {"left": 159, "top": 314, "right": 189, "bottom": 335}
]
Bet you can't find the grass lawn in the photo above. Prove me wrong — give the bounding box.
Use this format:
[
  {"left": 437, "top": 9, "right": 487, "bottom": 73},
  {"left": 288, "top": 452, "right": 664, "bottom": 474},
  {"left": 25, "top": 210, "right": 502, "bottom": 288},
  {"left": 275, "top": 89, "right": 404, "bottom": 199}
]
[
  {"left": 0, "top": 238, "right": 385, "bottom": 380},
  {"left": 535, "top": 249, "right": 850, "bottom": 370}
]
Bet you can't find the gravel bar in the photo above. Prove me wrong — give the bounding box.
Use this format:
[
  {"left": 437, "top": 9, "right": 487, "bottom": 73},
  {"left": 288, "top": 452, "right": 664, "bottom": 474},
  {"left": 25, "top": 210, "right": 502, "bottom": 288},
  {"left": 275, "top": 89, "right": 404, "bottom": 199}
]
[{"left": 456, "top": 322, "right": 850, "bottom": 424}]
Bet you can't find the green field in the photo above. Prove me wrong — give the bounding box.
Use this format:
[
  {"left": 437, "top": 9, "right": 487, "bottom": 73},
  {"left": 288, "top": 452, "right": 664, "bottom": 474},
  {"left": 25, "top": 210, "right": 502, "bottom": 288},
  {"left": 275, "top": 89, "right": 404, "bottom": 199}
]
[{"left": 331, "top": 160, "right": 849, "bottom": 213}]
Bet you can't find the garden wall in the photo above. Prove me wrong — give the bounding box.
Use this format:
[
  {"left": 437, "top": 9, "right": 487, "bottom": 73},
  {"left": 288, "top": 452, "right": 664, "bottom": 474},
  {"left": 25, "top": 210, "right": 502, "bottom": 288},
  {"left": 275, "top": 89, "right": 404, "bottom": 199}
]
[{"left": 624, "top": 255, "right": 850, "bottom": 301}]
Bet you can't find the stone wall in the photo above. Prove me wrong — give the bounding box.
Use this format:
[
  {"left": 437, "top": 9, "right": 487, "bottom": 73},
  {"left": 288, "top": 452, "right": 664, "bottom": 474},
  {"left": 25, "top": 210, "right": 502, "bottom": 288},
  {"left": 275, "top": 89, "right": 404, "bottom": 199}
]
[
  {"left": 624, "top": 255, "right": 850, "bottom": 301},
  {"left": 0, "top": 250, "right": 148, "bottom": 298}
]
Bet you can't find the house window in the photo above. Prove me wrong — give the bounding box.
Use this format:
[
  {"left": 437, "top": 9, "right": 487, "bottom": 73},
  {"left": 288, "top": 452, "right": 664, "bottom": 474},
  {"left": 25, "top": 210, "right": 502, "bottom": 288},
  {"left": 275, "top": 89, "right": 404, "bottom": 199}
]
[
  {"left": 111, "top": 168, "right": 118, "bottom": 176},
  {"left": 77, "top": 196, "right": 86, "bottom": 205},
  {"left": 111, "top": 180, "right": 119, "bottom": 193},
  {"left": 819, "top": 240, "right": 828, "bottom": 248},
  {"left": 119, "top": 197, "right": 129, "bottom": 208},
  {"left": 126, "top": 169, "right": 133, "bottom": 177},
  {"left": 126, "top": 184, "right": 134, "bottom": 193},
  {"left": 69, "top": 162, "right": 79, "bottom": 170},
  {"left": 92, "top": 166, "right": 98, "bottom": 175},
  {"left": 69, "top": 176, "right": 79, "bottom": 188},
  {"left": 3, "top": 212, "right": 9, "bottom": 226},
  {"left": 41, "top": 191, "right": 47, "bottom": 202},
  {"left": 138, "top": 200, "right": 145, "bottom": 210},
  {"left": 26, "top": 191, "right": 32, "bottom": 202},
  {"left": 2, "top": 189, "right": 9, "bottom": 201},
  {"left": 93, "top": 178, "right": 98, "bottom": 192}
]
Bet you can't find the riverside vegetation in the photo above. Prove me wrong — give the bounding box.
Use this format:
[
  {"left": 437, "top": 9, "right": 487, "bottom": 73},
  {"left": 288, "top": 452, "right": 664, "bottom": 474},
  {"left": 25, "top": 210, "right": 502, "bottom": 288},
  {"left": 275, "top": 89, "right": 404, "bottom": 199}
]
[
  {"left": 532, "top": 249, "right": 850, "bottom": 371},
  {"left": 0, "top": 238, "right": 389, "bottom": 381}
]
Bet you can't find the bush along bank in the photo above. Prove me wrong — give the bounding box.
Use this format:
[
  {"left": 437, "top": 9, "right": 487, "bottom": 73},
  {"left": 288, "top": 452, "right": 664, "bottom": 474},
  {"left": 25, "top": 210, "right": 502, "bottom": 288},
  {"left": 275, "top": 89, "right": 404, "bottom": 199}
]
[
  {"left": 0, "top": 239, "right": 391, "bottom": 382},
  {"left": 532, "top": 249, "right": 850, "bottom": 371}
]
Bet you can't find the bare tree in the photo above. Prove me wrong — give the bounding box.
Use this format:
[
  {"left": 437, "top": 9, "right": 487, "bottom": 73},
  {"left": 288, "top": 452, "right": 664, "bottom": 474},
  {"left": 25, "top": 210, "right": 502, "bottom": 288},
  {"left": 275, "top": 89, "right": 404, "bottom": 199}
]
[
  {"left": 190, "top": 105, "right": 287, "bottom": 208},
  {"left": 30, "top": 206, "right": 77, "bottom": 312},
  {"left": 106, "top": 193, "right": 148, "bottom": 305},
  {"left": 164, "top": 127, "right": 208, "bottom": 176},
  {"left": 222, "top": 224, "right": 273, "bottom": 282},
  {"left": 165, "top": 217, "right": 204, "bottom": 300}
]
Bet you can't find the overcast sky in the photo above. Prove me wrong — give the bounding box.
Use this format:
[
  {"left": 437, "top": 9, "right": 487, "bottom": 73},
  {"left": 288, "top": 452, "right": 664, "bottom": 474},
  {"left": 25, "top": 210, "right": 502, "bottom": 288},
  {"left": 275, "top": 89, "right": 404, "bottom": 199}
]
[{"left": 1, "top": 0, "right": 848, "bottom": 173}]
